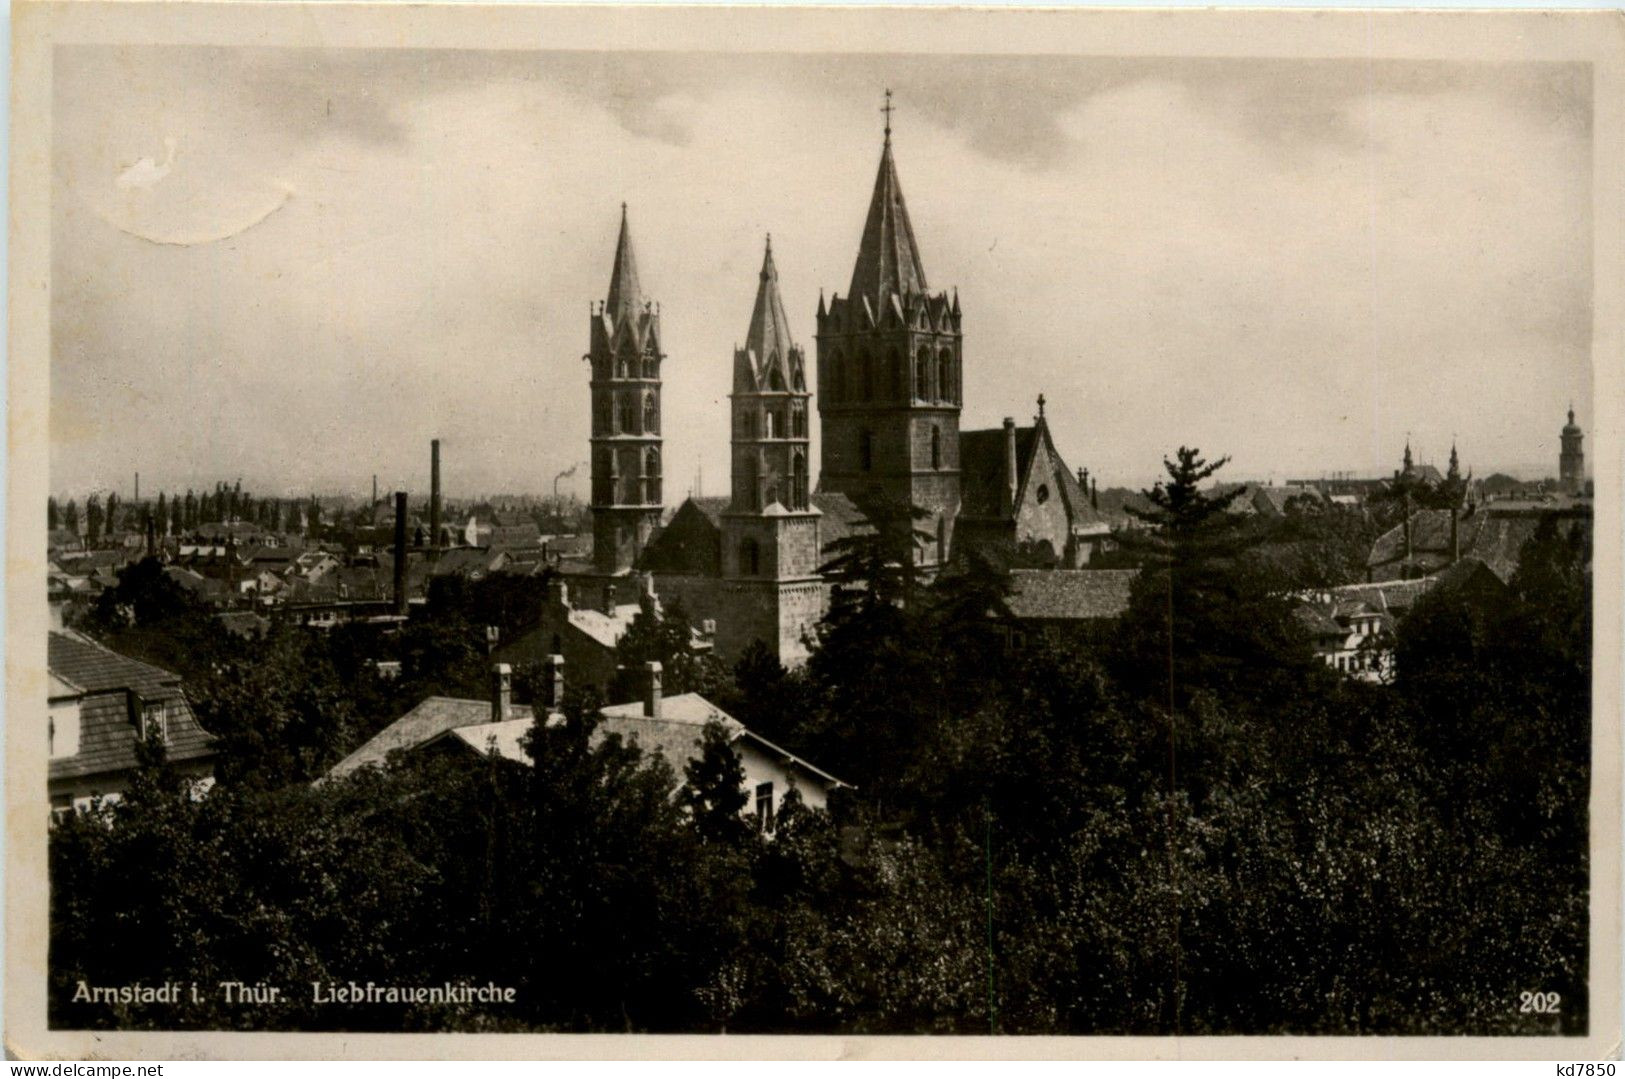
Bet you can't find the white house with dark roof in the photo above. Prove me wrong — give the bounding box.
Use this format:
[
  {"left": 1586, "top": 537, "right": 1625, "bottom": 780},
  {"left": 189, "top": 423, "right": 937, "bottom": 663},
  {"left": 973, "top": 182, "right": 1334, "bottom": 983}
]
[
  {"left": 47, "top": 631, "right": 216, "bottom": 813},
  {"left": 327, "top": 659, "right": 846, "bottom": 830}
]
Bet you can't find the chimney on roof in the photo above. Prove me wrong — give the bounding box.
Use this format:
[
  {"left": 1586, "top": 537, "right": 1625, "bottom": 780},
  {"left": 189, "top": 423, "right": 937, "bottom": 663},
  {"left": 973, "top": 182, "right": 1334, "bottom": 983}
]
[
  {"left": 643, "top": 661, "right": 662, "bottom": 718},
  {"left": 542, "top": 653, "right": 566, "bottom": 710},
  {"left": 545, "top": 575, "right": 569, "bottom": 611},
  {"left": 430, "top": 440, "right": 442, "bottom": 558},
  {"left": 1003, "top": 418, "right": 1018, "bottom": 517},
  {"left": 392, "top": 491, "right": 409, "bottom": 616},
  {"left": 491, "top": 662, "right": 512, "bottom": 722}
]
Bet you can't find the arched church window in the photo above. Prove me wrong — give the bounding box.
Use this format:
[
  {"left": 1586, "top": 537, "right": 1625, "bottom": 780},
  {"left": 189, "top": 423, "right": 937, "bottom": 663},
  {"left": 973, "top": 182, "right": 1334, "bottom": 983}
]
[
  {"left": 792, "top": 451, "right": 808, "bottom": 510},
  {"left": 938, "top": 349, "right": 953, "bottom": 404},
  {"left": 643, "top": 393, "right": 659, "bottom": 435},
  {"left": 768, "top": 366, "right": 786, "bottom": 392},
  {"left": 619, "top": 447, "right": 640, "bottom": 504},
  {"left": 641, "top": 348, "right": 658, "bottom": 379},
  {"left": 859, "top": 429, "right": 874, "bottom": 472},
  {"left": 916, "top": 347, "right": 931, "bottom": 402},
  {"left": 792, "top": 402, "right": 807, "bottom": 438},
  {"left": 764, "top": 410, "right": 777, "bottom": 439},
  {"left": 618, "top": 394, "right": 637, "bottom": 435},
  {"left": 931, "top": 426, "right": 942, "bottom": 470},
  {"left": 739, "top": 537, "right": 760, "bottom": 577},
  {"left": 645, "top": 448, "right": 662, "bottom": 505}
]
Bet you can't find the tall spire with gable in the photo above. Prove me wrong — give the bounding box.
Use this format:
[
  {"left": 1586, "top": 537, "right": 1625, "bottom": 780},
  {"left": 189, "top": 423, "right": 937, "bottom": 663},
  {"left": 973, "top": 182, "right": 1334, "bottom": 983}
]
[
  {"left": 605, "top": 202, "right": 643, "bottom": 319},
  {"left": 739, "top": 235, "right": 799, "bottom": 392},
  {"left": 847, "top": 97, "right": 928, "bottom": 312}
]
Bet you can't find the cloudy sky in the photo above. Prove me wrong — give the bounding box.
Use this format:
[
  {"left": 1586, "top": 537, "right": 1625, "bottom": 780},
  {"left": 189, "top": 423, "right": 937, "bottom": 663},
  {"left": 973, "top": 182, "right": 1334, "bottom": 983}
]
[{"left": 50, "top": 47, "right": 1593, "bottom": 500}]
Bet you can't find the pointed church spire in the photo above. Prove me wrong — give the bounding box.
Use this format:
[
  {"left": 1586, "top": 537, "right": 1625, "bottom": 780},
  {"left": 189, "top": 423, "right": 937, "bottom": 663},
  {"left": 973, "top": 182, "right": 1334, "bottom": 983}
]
[
  {"left": 740, "top": 234, "right": 797, "bottom": 391},
  {"left": 848, "top": 97, "right": 928, "bottom": 311},
  {"left": 1402, "top": 440, "right": 1414, "bottom": 475},
  {"left": 1448, "top": 440, "right": 1460, "bottom": 480},
  {"left": 605, "top": 202, "right": 643, "bottom": 319}
]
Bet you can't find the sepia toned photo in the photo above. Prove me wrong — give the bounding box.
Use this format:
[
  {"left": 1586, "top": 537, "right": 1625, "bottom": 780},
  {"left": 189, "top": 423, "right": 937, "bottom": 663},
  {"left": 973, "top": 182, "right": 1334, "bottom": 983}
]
[{"left": 7, "top": 2, "right": 1623, "bottom": 1060}]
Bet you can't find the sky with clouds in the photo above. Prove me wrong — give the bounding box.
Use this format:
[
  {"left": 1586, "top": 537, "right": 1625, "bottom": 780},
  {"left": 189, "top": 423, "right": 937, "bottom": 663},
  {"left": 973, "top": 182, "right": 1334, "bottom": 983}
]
[{"left": 50, "top": 46, "right": 1593, "bottom": 500}]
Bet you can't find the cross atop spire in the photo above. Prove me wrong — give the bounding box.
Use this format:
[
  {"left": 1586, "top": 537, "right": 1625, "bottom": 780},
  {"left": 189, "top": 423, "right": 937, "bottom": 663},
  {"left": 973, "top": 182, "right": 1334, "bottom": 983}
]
[
  {"left": 881, "top": 89, "right": 895, "bottom": 142},
  {"left": 1037, "top": 393, "right": 1046, "bottom": 419},
  {"left": 847, "top": 113, "right": 929, "bottom": 309}
]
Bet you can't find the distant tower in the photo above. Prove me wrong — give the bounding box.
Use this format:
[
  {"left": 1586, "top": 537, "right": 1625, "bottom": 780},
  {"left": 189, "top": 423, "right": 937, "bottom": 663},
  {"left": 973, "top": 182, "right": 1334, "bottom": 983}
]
[
  {"left": 1447, "top": 441, "right": 1460, "bottom": 483},
  {"left": 1560, "top": 406, "right": 1585, "bottom": 494},
  {"left": 720, "top": 237, "right": 824, "bottom": 663},
  {"left": 588, "top": 205, "right": 664, "bottom": 574},
  {"left": 816, "top": 92, "right": 963, "bottom": 566}
]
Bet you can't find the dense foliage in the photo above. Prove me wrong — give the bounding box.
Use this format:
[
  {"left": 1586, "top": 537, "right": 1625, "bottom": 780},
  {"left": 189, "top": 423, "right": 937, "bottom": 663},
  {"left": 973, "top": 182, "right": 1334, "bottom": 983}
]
[{"left": 51, "top": 450, "right": 1590, "bottom": 1034}]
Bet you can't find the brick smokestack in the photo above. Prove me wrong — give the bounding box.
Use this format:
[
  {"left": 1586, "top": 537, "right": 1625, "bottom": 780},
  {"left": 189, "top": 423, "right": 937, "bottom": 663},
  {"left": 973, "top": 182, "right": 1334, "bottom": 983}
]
[
  {"left": 1003, "top": 417, "right": 1018, "bottom": 517},
  {"left": 643, "top": 661, "right": 662, "bottom": 718},
  {"left": 491, "top": 663, "right": 512, "bottom": 722},
  {"left": 393, "top": 491, "right": 409, "bottom": 616},
  {"left": 430, "top": 439, "right": 442, "bottom": 553}
]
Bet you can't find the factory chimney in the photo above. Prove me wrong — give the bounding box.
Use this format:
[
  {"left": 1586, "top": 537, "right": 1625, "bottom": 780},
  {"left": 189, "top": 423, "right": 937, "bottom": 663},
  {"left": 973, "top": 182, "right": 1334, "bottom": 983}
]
[
  {"left": 393, "top": 491, "right": 409, "bottom": 616},
  {"left": 430, "top": 439, "right": 442, "bottom": 555}
]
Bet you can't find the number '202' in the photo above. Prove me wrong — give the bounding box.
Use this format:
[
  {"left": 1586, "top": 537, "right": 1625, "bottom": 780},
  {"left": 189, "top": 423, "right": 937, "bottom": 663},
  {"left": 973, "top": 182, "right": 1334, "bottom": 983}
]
[{"left": 1520, "top": 990, "right": 1562, "bottom": 1014}]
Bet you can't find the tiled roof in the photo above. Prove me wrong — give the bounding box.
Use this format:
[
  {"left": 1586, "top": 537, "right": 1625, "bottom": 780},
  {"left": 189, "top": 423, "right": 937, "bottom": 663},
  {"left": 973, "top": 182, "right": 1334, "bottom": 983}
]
[
  {"left": 569, "top": 603, "right": 643, "bottom": 649},
  {"left": 1368, "top": 508, "right": 1591, "bottom": 583},
  {"left": 640, "top": 498, "right": 727, "bottom": 576},
  {"left": 809, "top": 491, "right": 870, "bottom": 548},
  {"left": 1005, "top": 569, "right": 1137, "bottom": 622},
  {"left": 328, "top": 697, "right": 537, "bottom": 778},
  {"left": 381, "top": 693, "right": 846, "bottom": 790},
  {"left": 47, "top": 632, "right": 214, "bottom": 780},
  {"left": 1252, "top": 485, "right": 1324, "bottom": 517},
  {"left": 960, "top": 426, "right": 1036, "bottom": 518}
]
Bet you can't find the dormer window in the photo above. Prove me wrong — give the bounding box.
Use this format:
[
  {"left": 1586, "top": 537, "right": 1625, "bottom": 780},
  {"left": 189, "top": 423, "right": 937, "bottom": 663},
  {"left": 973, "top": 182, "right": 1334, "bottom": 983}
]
[{"left": 145, "top": 704, "right": 166, "bottom": 742}]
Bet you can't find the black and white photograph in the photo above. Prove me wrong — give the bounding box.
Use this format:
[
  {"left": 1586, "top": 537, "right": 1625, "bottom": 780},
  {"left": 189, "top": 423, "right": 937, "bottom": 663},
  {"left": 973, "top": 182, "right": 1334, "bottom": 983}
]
[{"left": 7, "top": 2, "right": 1622, "bottom": 1059}]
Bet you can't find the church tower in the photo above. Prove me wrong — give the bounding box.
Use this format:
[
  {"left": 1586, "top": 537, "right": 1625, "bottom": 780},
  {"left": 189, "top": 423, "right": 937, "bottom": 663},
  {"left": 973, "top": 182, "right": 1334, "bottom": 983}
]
[
  {"left": 1560, "top": 406, "right": 1585, "bottom": 494},
  {"left": 720, "top": 237, "right": 824, "bottom": 664},
  {"left": 815, "top": 96, "right": 963, "bottom": 567},
  {"left": 588, "top": 205, "right": 664, "bottom": 574}
]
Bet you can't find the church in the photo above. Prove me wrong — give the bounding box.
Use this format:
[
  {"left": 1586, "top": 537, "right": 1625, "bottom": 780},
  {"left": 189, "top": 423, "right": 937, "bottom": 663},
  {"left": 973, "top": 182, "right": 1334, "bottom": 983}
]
[{"left": 552, "top": 106, "right": 1110, "bottom": 669}]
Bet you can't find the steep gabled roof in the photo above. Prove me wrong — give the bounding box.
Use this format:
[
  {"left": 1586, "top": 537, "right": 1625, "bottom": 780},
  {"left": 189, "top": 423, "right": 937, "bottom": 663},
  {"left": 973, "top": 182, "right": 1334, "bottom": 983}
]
[
  {"left": 847, "top": 136, "right": 929, "bottom": 311},
  {"left": 47, "top": 631, "right": 215, "bottom": 781},
  {"left": 959, "top": 426, "right": 1036, "bottom": 518}
]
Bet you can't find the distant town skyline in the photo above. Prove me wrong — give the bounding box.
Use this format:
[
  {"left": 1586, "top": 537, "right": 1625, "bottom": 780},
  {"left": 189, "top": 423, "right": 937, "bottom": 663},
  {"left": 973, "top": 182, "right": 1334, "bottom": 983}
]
[{"left": 52, "top": 48, "right": 1593, "bottom": 499}]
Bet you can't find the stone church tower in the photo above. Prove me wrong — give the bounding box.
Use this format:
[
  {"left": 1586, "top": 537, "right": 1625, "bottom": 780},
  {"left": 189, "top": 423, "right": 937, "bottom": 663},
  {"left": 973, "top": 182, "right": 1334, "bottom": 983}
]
[
  {"left": 1560, "top": 406, "right": 1585, "bottom": 494},
  {"left": 588, "top": 205, "right": 664, "bottom": 574},
  {"left": 815, "top": 108, "right": 963, "bottom": 567},
  {"left": 718, "top": 238, "right": 825, "bottom": 663}
]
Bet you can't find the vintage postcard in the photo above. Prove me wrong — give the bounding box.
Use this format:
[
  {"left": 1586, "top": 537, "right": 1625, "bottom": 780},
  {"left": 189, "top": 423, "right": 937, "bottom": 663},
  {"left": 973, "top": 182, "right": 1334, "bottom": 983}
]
[{"left": 7, "top": 1, "right": 1623, "bottom": 1060}]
